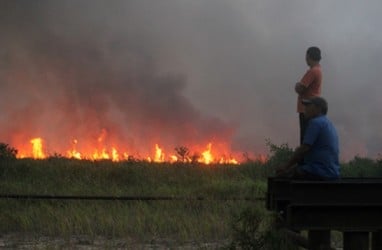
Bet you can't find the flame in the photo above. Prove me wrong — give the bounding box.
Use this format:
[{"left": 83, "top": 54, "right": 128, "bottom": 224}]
[
  {"left": 112, "top": 147, "right": 119, "bottom": 162},
  {"left": 12, "top": 130, "right": 247, "bottom": 164},
  {"left": 199, "top": 143, "right": 213, "bottom": 164},
  {"left": 170, "top": 155, "right": 178, "bottom": 163},
  {"left": 30, "top": 137, "right": 45, "bottom": 159},
  {"left": 94, "top": 149, "right": 105, "bottom": 160},
  {"left": 68, "top": 139, "right": 81, "bottom": 159},
  {"left": 219, "top": 157, "right": 238, "bottom": 165},
  {"left": 154, "top": 144, "right": 165, "bottom": 163}
]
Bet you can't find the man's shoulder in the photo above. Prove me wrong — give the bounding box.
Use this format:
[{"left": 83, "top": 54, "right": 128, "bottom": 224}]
[
  {"left": 311, "top": 116, "right": 337, "bottom": 134},
  {"left": 311, "top": 115, "right": 326, "bottom": 122},
  {"left": 309, "top": 115, "right": 330, "bottom": 127}
]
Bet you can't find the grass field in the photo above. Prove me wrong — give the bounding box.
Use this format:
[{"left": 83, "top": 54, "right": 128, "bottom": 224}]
[
  {"left": 0, "top": 158, "right": 268, "bottom": 248},
  {"left": 1, "top": 142, "right": 381, "bottom": 248}
]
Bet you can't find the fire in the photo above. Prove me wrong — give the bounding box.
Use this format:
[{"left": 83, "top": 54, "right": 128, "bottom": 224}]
[
  {"left": 68, "top": 139, "right": 81, "bottom": 159},
  {"left": 112, "top": 147, "right": 119, "bottom": 162},
  {"left": 30, "top": 138, "right": 45, "bottom": 159},
  {"left": 154, "top": 144, "right": 165, "bottom": 163},
  {"left": 199, "top": 143, "right": 213, "bottom": 164},
  {"left": 13, "top": 130, "right": 244, "bottom": 164}
]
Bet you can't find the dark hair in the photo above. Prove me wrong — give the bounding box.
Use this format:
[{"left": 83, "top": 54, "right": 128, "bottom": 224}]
[
  {"left": 313, "top": 97, "right": 328, "bottom": 115},
  {"left": 320, "top": 103, "right": 328, "bottom": 115},
  {"left": 306, "top": 46, "right": 321, "bottom": 61}
]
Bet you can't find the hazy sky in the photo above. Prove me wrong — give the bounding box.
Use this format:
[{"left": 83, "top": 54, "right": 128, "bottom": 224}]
[{"left": 0, "top": 0, "right": 381, "bottom": 161}]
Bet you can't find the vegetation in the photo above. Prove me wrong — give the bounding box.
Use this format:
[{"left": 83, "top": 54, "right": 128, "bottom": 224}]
[
  {"left": 0, "top": 143, "right": 17, "bottom": 160},
  {"left": 0, "top": 140, "right": 381, "bottom": 248}
]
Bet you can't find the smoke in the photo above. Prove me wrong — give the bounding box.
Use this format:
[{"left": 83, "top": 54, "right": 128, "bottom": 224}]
[
  {"left": 0, "top": 0, "right": 381, "bottom": 160},
  {"left": 0, "top": 0, "right": 235, "bottom": 156}
]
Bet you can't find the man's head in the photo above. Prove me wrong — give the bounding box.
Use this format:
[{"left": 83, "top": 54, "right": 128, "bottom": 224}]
[
  {"left": 306, "top": 46, "right": 321, "bottom": 66},
  {"left": 302, "top": 96, "right": 328, "bottom": 118}
]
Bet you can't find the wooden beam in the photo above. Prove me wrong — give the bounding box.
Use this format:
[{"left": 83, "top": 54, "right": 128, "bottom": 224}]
[
  {"left": 343, "top": 232, "right": 369, "bottom": 250},
  {"left": 372, "top": 231, "right": 382, "bottom": 250},
  {"left": 287, "top": 205, "right": 382, "bottom": 231}
]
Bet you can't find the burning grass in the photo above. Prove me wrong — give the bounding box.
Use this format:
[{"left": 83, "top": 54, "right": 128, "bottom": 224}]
[{"left": 15, "top": 135, "right": 246, "bottom": 164}]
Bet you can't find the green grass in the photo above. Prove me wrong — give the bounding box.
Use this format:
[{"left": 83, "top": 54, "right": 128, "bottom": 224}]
[
  {"left": 1, "top": 199, "right": 250, "bottom": 241},
  {"left": 0, "top": 158, "right": 267, "bottom": 244},
  {"left": 0, "top": 159, "right": 266, "bottom": 197},
  {"left": 1, "top": 144, "right": 382, "bottom": 248}
]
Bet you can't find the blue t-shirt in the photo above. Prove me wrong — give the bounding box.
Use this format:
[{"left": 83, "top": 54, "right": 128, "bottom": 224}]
[{"left": 300, "top": 115, "right": 340, "bottom": 179}]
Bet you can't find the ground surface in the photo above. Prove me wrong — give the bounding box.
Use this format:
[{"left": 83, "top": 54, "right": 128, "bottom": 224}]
[{"left": 0, "top": 234, "right": 227, "bottom": 249}]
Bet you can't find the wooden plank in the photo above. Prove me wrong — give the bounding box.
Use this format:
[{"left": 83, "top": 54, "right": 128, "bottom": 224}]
[
  {"left": 267, "top": 178, "right": 292, "bottom": 210},
  {"left": 290, "top": 180, "right": 382, "bottom": 205},
  {"left": 343, "top": 232, "right": 369, "bottom": 250},
  {"left": 287, "top": 205, "right": 382, "bottom": 231},
  {"left": 267, "top": 178, "right": 382, "bottom": 212},
  {"left": 372, "top": 231, "right": 382, "bottom": 250},
  {"left": 308, "top": 230, "right": 331, "bottom": 250}
]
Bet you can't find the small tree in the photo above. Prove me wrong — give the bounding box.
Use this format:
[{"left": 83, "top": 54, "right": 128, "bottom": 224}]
[
  {"left": 0, "top": 143, "right": 17, "bottom": 159},
  {"left": 175, "top": 146, "right": 190, "bottom": 162}
]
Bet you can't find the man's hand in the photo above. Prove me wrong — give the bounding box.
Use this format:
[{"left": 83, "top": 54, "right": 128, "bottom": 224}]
[
  {"left": 275, "top": 163, "right": 292, "bottom": 177},
  {"left": 275, "top": 167, "right": 287, "bottom": 176},
  {"left": 275, "top": 145, "right": 310, "bottom": 177}
]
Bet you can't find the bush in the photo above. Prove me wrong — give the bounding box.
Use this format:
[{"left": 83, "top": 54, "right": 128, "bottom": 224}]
[
  {"left": 262, "top": 139, "right": 294, "bottom": 176},
  {"left": 341, "top": 155, "right": 382, "bottom": 177},
  {"left": 228, "top": 206, "right": 296, "bottom": 249},
  {"left": 0, "top": 143, "right": 17, "bottom": 160},
  {"left": 229, "top": 206, "right": 267, "bottom": 249}
]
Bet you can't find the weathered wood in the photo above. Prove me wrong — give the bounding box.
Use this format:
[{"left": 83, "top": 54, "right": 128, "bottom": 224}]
[
  {"left": 267, "top": 178, "right": 382, "bottom": 249},
  {"left": 267, "top": 178, "right": 292, "bottom": 211},
  {"left": 290, "top": 179, "right": 382, "bottom": 205},
  {"left": 308, "top": 230, "right": 331, "bottom": 250},
  {"left": 372, "top": 231, "right": 382, "bottom": 250},
  {"left": 343, "top": 232, "right": 369, "bottom": 250},
  {"left": 287, "top": 205, "right": 382, "bottom": 231}
]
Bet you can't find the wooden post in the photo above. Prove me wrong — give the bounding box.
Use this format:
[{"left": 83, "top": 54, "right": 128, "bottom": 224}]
[
  {"left": 343, "top": 232, "right": 369, "bottom": 250},
  {"left": 308, "top": 230, "right": 331, "bottom": 250},
  {"left": 372, "top": 231, "right": 382, "bottom": 250}
]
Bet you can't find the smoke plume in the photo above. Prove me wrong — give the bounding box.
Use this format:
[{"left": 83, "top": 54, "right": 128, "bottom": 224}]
[{"left": 1, "top": 0, "right": 381, "bottom": 161}]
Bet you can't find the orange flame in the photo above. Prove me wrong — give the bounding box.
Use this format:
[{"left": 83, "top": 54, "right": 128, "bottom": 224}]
[
  {"left": 199, "top": 143, "right": 213, "bottom": 164},
  {"left": 154, "top": 144, "right": 165, "bottom": 163},
  {"left": 112, "top": 147, "right": 119, "bottom": 162},
  {"left": 14, "top": 130, "right": 245, "bottom": 164},
  {"left": 30, "top": 138, "right": 45, "bottom": 159},
  {"left": 68, "top": 139, "right": 81, "bottom": 159}
]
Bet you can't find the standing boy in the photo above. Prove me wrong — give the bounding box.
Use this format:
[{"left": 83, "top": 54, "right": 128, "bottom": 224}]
[{"left": 295, "top": 46, "right": 322, "bottom": 144}]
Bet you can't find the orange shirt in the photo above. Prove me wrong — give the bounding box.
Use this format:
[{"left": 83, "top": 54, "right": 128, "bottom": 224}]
[{"left": 297, "top": 64, "right": 322, "bottom": 113}]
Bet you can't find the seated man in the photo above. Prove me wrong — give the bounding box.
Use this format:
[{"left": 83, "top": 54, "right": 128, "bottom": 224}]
[{"left": 276, "top": 96, "right": 340, "bottom": 180}]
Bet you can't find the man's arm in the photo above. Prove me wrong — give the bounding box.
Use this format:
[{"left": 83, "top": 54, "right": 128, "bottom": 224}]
[
  {"left": 295, "top": 82, "right": 307, "bottom": 95},
  {"left": 276, "top": 144, "right": 311, "bottom": 174}
]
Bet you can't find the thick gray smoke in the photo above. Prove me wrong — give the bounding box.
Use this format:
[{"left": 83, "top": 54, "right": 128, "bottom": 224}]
[{"left": 0, "top": 0, "right": 381, "bottom": 160}]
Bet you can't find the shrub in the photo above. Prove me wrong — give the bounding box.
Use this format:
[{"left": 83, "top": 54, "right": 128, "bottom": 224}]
[
  {"left": 341, "top": 155, "right": 382, "bottom": 177},
  {"left": 0, "top": 143, "right": 17, "bottom": 160},
  {"left": 174, "top": 146, "right": 190, "bottom": 162},
  {"left": 263, "top": 139, "right": 294, "bottom": 176},
  {"left": 228, "top": 206, "right": 296, "bottom": 249}
]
